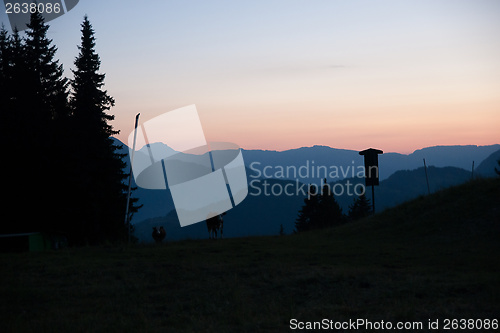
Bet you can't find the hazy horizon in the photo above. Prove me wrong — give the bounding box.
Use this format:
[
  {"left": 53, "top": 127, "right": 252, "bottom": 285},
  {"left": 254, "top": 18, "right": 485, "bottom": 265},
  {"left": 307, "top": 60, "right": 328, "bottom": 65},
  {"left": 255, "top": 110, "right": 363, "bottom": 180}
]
[{"left": 117, "top": 136, "right": 499, "bottom": 156}]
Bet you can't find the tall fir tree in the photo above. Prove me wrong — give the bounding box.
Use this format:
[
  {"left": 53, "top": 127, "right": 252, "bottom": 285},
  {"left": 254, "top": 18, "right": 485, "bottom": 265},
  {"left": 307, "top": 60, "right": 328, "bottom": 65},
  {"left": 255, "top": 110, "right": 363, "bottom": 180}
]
[
  {"left": 70, "top": 16, "right": 138, "bottom": 244},
  {"left": 27, "top": 11, "right": 70, "bottom": 235},
  {"left": 294, "top": 185, "right": 320, "bottom": 233},
  {"left": 24, "top": 11, "right": 69, "bottom": 126},
  {"left": 2, "top": 28, "right": 29, "bottom": 154},
  {"left": 317, "top": 179, "right": 343, "bottom": 228},
  {"left": 1, "top": 13, "right": 70, "bottom": 234},
  {"left": 0, "top": 25, "right": 12, "bottom": 127},
  {"left": 71, "top": 16, "right": 115, "bottom": 135},
  {"left": 0, "top": 25, "right": 9, "bottom": 102},
  {"left": 0, "top": 26, "right": 15, "bottom": 229},
  {"left": 348, "top": 193, "right": 372, "bottom": 221},
  {"left": 2, "top": 28, "right": 26, "bottom": 118},
  {"left": 294, "top": 180, "right": 343, "bottom": 232},
  {"left": 1, "top": 25, "right": 28, "bottom": 234}
]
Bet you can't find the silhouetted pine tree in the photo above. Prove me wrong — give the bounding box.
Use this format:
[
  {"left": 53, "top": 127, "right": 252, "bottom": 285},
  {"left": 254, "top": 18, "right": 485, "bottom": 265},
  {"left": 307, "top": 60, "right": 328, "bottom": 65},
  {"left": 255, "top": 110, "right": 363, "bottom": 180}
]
[
  {"left": 24, "top": 11, "right": 69, "bottom": 126},
  {"left": 1, "top": 27, "right": 29, "bottom": 162},
  {"left": 0, "top": 26, "right": 15, "bottom": 234},
  {"left": 0, "top": 25, "right": 13, "bottom": 139},
  {"left": 348, "top": 194, "right": 372, "bottom": 221},
  {"left": 0, "top": 15, "right": 140, "bottom": 241},
  {"left": 295, "top": 181, "right": 343, "bottom": 232},
  {"left": 1, "top": 26, "right": 26, "bottom": 234},
  {"left": 317, "top": 179, "right": 343, "bottom": 228},
  {"left": 0, "top": 13, "right": 70, "bottom": 234},
  {"left": 1, "top": 27, "right": 26, "bottom": 118},
  {"left": 28, "top": 12, "right": 71, "bottom": 236},
  {"left": 294, "top": 185, "right": 320, "bottom": 232},
  {"left": 0, "top": 25, "right": 9, "bottom": 107},
  {"left": 69, "top": 16, "right": 138, "bottom": 244}
]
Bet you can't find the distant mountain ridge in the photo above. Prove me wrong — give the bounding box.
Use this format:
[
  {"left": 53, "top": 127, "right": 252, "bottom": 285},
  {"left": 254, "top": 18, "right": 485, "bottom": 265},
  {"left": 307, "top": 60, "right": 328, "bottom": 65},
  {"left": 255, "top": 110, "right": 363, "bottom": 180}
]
[
  {"left": 112, "top": 138, "right": 499, "bottom": 226},
  {"left": 244, "top": 144, "right": 500, "bottom": 182}
]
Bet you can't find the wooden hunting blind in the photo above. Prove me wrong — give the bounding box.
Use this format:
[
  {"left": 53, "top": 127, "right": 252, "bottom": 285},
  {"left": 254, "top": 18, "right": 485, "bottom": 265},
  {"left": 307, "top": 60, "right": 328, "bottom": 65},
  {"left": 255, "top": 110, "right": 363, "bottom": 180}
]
[
  {"left": 359, "top": 148, "right": 383, "bottom": 213},
  {"left": 359, "top": 148, "right": 383, "bottom": 186}
]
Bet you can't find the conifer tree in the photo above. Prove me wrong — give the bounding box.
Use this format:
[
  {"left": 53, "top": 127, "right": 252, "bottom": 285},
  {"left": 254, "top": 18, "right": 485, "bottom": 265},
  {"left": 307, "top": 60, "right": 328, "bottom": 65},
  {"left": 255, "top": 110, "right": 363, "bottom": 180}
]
[
  {"left": 2, "top": 28, "right": 26, "bottom": 116},
  {"left": 0, "top": 25, "right": 11, "bottom": 121},
  {"left": 70, "top": 16, "right": 138, "bottom": 244},
  {"left": 0, "top": 25, "right": 9, "bottom": 98},
  {"left": 1, "top": 25, "right": 28, "bottom": 234},
  {"left": 294, "top": 185, "right": 320, "bottom": 233},
  {"left": 0, "top": 26, "right": 16, "bottom": 234},
  {"left": 348, "top": 193, "right": 372, "bottom": 221},
  {"left": 2, "top": 28, "right": 28, "bottom": 150},
  {"left": 1, "top": 13, "right": 70, "bottom": 234},
  {"left": 295, "top": 181, "right": 344, "bottom": 232},
  {"left": 71, "top": 16, "right": 115, "bottom": 135},
  {"left": 0, "top": 15, "right": 140, "bottom": 241},
  {"left": 30, "top": 12, "right": 70, "bottom": 234},
  {"left": 24, "top": 11, "right": 69, "bottom": 125},
  {"left": 317, "top": 179, "right": 343, "bottom": 228}
]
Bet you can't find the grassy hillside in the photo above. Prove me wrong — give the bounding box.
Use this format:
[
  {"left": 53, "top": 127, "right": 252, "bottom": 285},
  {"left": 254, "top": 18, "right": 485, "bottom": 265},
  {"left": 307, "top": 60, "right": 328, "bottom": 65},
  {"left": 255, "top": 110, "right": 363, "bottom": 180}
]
[
  {"left": 135, "top": 166, "right": 473, "bottom": 243},
  {"left": 1, "top": 178, "right": 499, "bottom": 332}
]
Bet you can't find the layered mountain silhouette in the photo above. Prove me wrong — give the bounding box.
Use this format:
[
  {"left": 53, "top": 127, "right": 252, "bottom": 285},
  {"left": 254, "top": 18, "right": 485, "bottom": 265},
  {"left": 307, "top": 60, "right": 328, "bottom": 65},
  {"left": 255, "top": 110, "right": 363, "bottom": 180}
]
[
  {"left": 244, "top": 144, "right": 500, "bottom": 181},
  {"left": 113, "top": 138, "right": 499, "bottom": 242},
  {"left": 475, "top": 149, "right": 500, "bottom": 178}
]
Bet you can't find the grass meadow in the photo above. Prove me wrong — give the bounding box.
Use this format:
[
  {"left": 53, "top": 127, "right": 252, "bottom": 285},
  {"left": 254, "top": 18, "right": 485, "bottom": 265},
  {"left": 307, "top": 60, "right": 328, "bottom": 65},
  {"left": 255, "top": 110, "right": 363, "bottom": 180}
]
[{"left": 1, "top": 178, "right": 499, "bottom": 332}]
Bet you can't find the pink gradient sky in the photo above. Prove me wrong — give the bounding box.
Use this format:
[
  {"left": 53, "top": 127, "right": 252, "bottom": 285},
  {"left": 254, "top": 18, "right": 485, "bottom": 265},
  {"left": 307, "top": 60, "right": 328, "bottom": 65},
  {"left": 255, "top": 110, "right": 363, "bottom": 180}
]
[{"left": 1, "top": 0, "right": 498, "bottom": 154}]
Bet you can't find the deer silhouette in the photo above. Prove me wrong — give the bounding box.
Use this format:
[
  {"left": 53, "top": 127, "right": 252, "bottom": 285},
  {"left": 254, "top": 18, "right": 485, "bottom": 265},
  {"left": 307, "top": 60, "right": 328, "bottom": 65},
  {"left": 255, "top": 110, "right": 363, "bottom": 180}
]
[
  {"left": 152, "top": 226, "right": 166, "bottom": 243},
  {"left": 206, "top": 213, "right": 226, "bottom": 239}
]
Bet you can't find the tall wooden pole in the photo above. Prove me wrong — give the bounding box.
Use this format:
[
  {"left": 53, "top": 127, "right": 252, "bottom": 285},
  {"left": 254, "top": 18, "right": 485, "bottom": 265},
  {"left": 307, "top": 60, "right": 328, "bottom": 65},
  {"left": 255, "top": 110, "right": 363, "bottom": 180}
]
[
  {"left": 423, "top": 158, "right": 430, "bottom": 195},
  {"left": 125, "top": 113, "right": 140, "bottom": 244},
  {"left": 371, "top": 184, "right": 375, "bottom": 214}
]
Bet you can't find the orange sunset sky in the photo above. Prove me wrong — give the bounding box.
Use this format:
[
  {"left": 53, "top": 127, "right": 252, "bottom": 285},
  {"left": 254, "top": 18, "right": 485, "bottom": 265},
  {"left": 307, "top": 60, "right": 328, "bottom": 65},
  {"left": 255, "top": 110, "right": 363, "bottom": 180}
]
[{"left": 1, "top": 0, "right": 499, "bottom": 154}]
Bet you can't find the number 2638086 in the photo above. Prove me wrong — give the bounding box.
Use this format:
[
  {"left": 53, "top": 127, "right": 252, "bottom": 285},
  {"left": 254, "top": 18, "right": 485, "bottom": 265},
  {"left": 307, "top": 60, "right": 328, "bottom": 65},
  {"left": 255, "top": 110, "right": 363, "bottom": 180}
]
[
  {"left": 5, "top": 2, "right": 61, "bottom": 14},
  {"left": 443, "top": 319, "right": 498, "bottom": 330}
]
